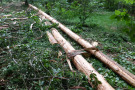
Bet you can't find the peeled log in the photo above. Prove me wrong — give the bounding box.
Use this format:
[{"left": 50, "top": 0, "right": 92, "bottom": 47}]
[
  {"left": 52, "top": 29, "right": 114, "bottom": 90},
  {"left": 46, "top": 31, "right": 57, "bottom": 45},
  {"left": 28, "top": 4, "right": 135, "bottom": 87}
]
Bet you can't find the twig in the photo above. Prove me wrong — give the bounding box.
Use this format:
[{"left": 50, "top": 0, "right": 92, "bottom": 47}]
[
  {"left": 35, "top": 29, "right": 44, "bottom": 40},
  {"left": 70, "top": 86, "right": 86, "bottom": 90},
  {"left": 22, "top": 74, "right": 28, "bottom": 89},
  {"left": 1, "top": 14, "right": 12, "bottom": 17},
  {"left": 26, "top": 76, "right": 68, "bottom": 81},
  {"left": 39, "top": 60, "right": 52, "bottom": 76},
  {"left": 0, "top": 26, "right": 8, "bottom": 30},
  {"left": 30, "top": 22, "right": 36, "bottom": 30},
  {"left": 1, "top": 37, "right": 18, "bottom": 39},
  {"left": 66, "top": 56, "right": 76, "bottom": 72},
  {"left": 8, "top": 48, "right": 18, "bottom": 64},
  {"left": 47, "top": 70, "right": 60, "bottom": 89},
  {"left": 47, "top": 76, "right": 54, "bottom": 89},
  {"left": 5, "top": 17, "right": 28, "bottom": 20}
]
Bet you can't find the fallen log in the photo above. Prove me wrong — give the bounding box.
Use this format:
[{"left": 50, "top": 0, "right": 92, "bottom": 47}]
[
  {"left": 46, "top": 31, "right": 57, "bottom": 45},
  {"left": 52, "top": 29, "right": 114, "bottom": 90},
  {"left": 28, "top": 4, "right": 135, "bottom": 87}
]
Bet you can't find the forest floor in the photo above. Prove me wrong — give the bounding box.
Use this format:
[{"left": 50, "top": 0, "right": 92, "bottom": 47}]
[{"left": 0, "top": 2, "right": 135, "bottom": 90}]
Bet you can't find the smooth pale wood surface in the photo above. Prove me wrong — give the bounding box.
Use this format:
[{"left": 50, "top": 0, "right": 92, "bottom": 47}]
[{"left": 46, "top": 31, "right": 57, "bottom": 45}]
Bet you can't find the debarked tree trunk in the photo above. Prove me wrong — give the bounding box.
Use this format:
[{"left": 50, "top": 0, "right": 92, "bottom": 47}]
[{"left": 52, "top": 29, "right": 114, "bottom": 90}]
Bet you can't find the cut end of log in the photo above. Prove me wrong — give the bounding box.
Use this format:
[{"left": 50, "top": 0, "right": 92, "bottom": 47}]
[{"left": 46, "top": 31, "right": 57, "bottom": 45}]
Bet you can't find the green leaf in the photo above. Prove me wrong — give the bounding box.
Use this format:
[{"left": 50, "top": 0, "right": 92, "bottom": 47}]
[
  {"left": 130, "top": 0, "right": 134, "bottom": 4},
  {"left": 125, "top": 0, "right": 134, "bottom": 4},
  {"left": 115, "top": 10, "right": 121, "bottom": 15},
  {"left": 110, "top": 14, "right": 116, "bottom": 19},
  {"left": 121, "top": 12, "right": 126, "bottom": 16}
]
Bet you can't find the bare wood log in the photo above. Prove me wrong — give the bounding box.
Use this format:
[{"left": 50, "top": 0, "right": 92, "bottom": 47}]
[
  {"left": 52, "top": 29, "right": 114, "bottom": 90},
  {"left": 28, "top": 4, "right": 135, "bottom": 87},
  {"left": 5, "top": 18, "right": 28, "bottom": 20},
  {"left": 46, "top": 31, "right": 57, "bottom": 44}
]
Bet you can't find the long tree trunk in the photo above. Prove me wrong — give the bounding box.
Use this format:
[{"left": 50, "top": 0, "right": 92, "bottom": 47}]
[
  {"left": 29, "top": 4, "right": 135, "bottom": 87},
  {"left": 51, "top": 28, "right": 114, "bottom": 90}
]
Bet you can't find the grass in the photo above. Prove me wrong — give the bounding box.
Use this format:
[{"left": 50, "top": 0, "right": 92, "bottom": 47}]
[{"left": 88, "top": 11, "right": 126, "bottom": 29}]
